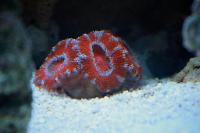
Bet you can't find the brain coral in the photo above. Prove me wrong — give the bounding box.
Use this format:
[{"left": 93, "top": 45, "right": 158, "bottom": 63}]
[{"left": 33, "top": 30, "right": 141, "bottom": 98}]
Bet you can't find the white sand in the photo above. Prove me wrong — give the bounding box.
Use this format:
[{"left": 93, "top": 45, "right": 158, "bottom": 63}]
[{"left": 28, "top": 80, "right": 200, "bottom": 133}]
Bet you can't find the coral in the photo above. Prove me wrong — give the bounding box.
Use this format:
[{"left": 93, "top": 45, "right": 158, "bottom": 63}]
[
  {"left": 34, "top": 39, "right": 81, "bottom": 92},
  {"left": 78, "top": 31, "right": 141, "bottom": 92},
  {"left": 33, "top": 30, "right": 141, "bottom": 98}
]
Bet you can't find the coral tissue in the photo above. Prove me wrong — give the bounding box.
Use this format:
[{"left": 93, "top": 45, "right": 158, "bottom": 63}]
[{"left": 33, "top": 30, "right": 141, "bottom": 97}]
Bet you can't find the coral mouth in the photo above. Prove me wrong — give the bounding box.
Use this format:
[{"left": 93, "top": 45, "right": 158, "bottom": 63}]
[
  {"left": 46, "top": 54, "right": 68, "bottom": 76},
  {"left": 92, "top": 44, "right": 111, "bottom": 72},
  {"left": 49, "top": 58, "right": 64, "bottom": 72}
]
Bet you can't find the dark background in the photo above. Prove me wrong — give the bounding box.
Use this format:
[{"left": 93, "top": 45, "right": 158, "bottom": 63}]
[
  {"left": 0, "top": 0, "right": 194, "bottom": 132},
  {"left": 20, "top": 0, "right": 193, "bottom": 77}
]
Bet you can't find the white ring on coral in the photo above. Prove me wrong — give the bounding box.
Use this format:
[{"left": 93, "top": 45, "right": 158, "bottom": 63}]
[
  {"left": 89, "top": 41, "right": 114, "bottom": 77},
  {"left": 45, "top": 53, "right": 68, "bottom": 77}
]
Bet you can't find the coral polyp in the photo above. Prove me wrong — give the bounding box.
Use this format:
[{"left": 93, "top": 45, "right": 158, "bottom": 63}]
[
  {"left": 78, "top": 31, "right": 141, "bottom": 92},
  {"left": 33, "top": 30, "right": 141, "bottom": 97},
  {"left": 33, "top": 39, "right": 81, "bottom": 92}
]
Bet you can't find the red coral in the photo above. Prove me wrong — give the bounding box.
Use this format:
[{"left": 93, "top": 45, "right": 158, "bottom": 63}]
[
  {"left": 78, "top": 31, "right": 141, "bottom": 92},
  {"left": 33, "top": 30, "right": 141, "bottom": 96},
  {"left": 33, "top": 38, "right": 81, "bottom": 92}
]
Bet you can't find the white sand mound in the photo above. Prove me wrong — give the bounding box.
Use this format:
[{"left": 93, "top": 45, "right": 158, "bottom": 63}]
[{"left": 28, "top": 81, "right": 200, "bottom": 133}]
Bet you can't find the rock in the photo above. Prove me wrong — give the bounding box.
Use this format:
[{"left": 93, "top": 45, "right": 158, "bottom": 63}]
[
  {"left": 192, "top": 0, "right": 200, "bottom": 14},
  {"left": 0, "top": 12, "right": 33, "bottom": 133},
  {"left": 182, "top": 0, "right": 200, "bottom": 56},
  {"left": 172, "top": 57, "right": 200, "bottom": 82}
]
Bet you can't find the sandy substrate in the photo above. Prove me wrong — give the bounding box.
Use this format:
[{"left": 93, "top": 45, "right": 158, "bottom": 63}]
[{"left": 28, "top": 80, "right": 200, "bottom": 133}]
